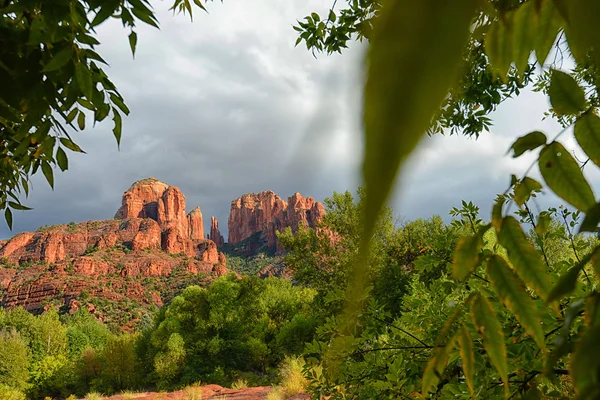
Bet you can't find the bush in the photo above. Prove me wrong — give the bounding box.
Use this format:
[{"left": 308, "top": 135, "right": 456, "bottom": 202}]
[
  {"left": 85, "top": 392, "right": 103, "bottom": 400},
  {"left": 278, "top": 357, "right": 307, "bottom": 397},
  {"left": 231, "top": 378, "right": 248, "bottom": 390},
  {"left": 0, "top": 385, "right": 26, "bottom": 400},
  {"left": 183, "top": 383, "right": 203, "bottom": 400}
]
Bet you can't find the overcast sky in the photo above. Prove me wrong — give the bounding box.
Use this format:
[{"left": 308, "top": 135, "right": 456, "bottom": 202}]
[{"left": 2, "top": 0, "right": 599, "bottom": 240}]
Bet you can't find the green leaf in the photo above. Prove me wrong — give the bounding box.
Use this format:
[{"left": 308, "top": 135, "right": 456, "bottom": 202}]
[
  {"left": 112, "top": 108, "right": 122, "bottom": 147},
  {"left": 56, "top": 147, "right": 68, "bottom": 172},
  {"left": 571, "top": 325, "right": 600, "bottom": 398},
  {"left": 470, "top": 294, "right": 508, "bottom": 392},
  {"left": 41, "top": 161, "right": 54, "bottom": 189},
  {"left": 535, "top": 212, "right": 552, "bottom": 236},
  {"left": 513, "top": 177, "right": 543, "bottom": 206},
  {"left": 580, "top": 202, "right": 600, "bottom": 233},
  {"left": 77, "top": 111, "right": 85, "bottom": 130},
  {"left": 574, "top": 112, "right": 600, "bottom": 169},
  {"left": 492, "top": 195, "right": 505, "bottom": 232},
  {"left": 129, "top": 31, "right": 138, "bottom": 58},
  {"left": 59, "top": 138, "right": 84, "bottom": 153},
  {"left": 42, "top": 47, "right": 74, "bottom": 72},
  {"left": 548, "top": 69, "right": 586, "bottom": 116},
  {"left": 131, "top": 5, "right": 160, "bottom": 28},
  {"left": 486, "top": 255, "right": 546, "bottom": 351},
  {"left": 457, "top": 325, "right": 475, "bottom": 398},
  {"left": 421, "top": 334, "right": 457, "bottom": 396},
  {"left": 547, "top": 247, "right": 599, "bottom": 303},
  {"left": 509, "top": 131, "right": 547, "bottom": 157},
  {"left": 110, "top": 93, "right": 130, "bottom": 115},
  {"left": 75, "top": 63, "right": 93, "bottom": 100},
  {"left": 8, "top": 202, "right": 32, "bottom": 211},
  {"left": 534, "top": 0, "right": 563, "bottom": 66},
  {"left": 66, "top": 108, "right": 78, "bottom": 123},
  {"left": 539, "top": 142, "right": 595, "bottom": 212},
  {"left": 91, "top": 2, "right": 119, "bottom": 27},
  {"left": 5, "top": 207, "right": 12, "bottom": 230},
  {"left": 452, "top": 232, "right": 484, "bottom": 281},
  {"left": 328, "top": 9, "right": 336, "bottom": 23},
  {"left": 565, "top": 0, "right": 600, "bottom": 68},
  {"left": 362, "top": 0, "right": 478, "bottom": 252},
  {"left": 498, "top": 216, "right": 552, "bottom": 301}
]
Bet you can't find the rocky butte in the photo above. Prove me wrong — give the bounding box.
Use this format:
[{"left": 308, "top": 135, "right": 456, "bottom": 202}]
[
  {"left": 0, "top": 178, "right": 227, "bottom": 328},
  {"left": 227, "top": 190, "right": 326, "bottom": 251}
]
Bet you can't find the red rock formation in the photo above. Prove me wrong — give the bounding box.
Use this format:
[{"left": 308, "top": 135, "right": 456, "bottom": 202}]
[
  {"left": 188, "top": 207, "right": 204, "bottom": 241},
  {"left": 227, "top": 191, "right": 325, "bottom": 249},
  {"left": 200, "top": 240, "right": 219, "bottom": 263},
  {"left": 210, "top": 216, "right": 225, "bottom": 247},
  {"left": 115, "top": 178, "right": 189, "bottom": 237}
]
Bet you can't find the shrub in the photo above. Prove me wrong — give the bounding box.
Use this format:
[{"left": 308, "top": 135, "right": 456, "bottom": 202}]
[
  {"left": 85, "top": 392, "right": 103, "bottom": 400},
  {"left": 183, "top": 383, "right": 203, "bottom": 400},
  {"left": 278, "top": 356, "right": 307, "bottom": 397},
  {"left": 0, "top": 385, "right": 26, "bottom": 400},
  {"left": 231, "top": 378, "right": 248, "bottom": 390}
]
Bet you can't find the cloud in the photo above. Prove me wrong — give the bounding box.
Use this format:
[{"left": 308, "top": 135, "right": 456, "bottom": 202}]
[{"left": 2, "top": 1, "right": 598, "bottom": 240}]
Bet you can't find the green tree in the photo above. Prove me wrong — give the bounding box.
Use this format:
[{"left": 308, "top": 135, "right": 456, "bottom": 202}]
[
  {"left": 0, "top": 0, "right": 210, "bottom": 226},
  {"left": 0, "top": 329, "right": 29, "bottom": 391}
]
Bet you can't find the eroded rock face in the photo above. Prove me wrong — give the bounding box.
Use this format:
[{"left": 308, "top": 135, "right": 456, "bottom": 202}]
[
  {"left": 210, "top": 216, "right": 224, "bottom": 247},
  {"left": 188, "top": 207, "right": 205, "bottom": 241},
  {"left": 227, "top": 191, "right": 325, "bottom": 249}
]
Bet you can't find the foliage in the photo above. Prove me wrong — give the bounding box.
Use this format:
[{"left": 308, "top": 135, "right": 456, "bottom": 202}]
[
  {"left": 0, "top": 0, "right": 212, "bottom": 228},
  {"left": 292, "top": 0, "right": 600, "bottom": 398},
  {"left": 0, "top": 329, "right": 30, "bottom": 391}
]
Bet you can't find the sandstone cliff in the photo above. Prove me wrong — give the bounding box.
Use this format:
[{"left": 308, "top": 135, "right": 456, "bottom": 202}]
[
  {"left": 227, "top": 191, "right": 325, "bottom": 249},
  {"left": 210, "top": 216, "right": 225, "bottom": 247},
  {"left": 0, "top": 178, "right": 227, "bottom": 328}
]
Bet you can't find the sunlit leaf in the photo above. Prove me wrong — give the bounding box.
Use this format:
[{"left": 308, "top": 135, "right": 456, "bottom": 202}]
[
  {"left": 565, "top": 0, "right": 600, "bottom": 67},
  {"left": 513, "top": 177, "right": 543, "bottom": 206},
  {"left": 509, "top": 131, "right": 547, "bottom": 158},
  {"left": 486, "top": 255, "right": 546, "bottom": 351},
  {"left": 539, "top": 142, "right": 595, "bottom": 212},
  {"left": 535, "top": 212, "right": 552, "bottom": 237},
  {"left": 457, "top": 324, "right": 475, "bottom": 398},
  {"left": 574, "top": 111, "right": 600, "bottom": 168},
  {"left": 547, "top": 247, "right": 600, "bottom": 303},
  {"left": 452, "top": 226, "right": 487, "bottom": 281},
  {"left": 548, "top": 69, "right": 586, "bottom": 116},
  {"left": 499, "top": 216, "right": 552, "bottom": 301},
  {"left": 471, "top": 294, "right": 508, "bottom": 392},
  {"left": 534, "top": 0, "right": 564, "bottom": 65}
]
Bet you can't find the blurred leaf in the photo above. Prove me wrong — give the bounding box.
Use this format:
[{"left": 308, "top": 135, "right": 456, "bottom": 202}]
[
  {"left": 42, "top": 47, "right": 74, "bottom": 72},
  {"left": 486, "top": 255, "right": 546, "bottom": 351},
  {"left": 452, "top": 226, "right": 486, "bottom": 281},
  {"left": 471, "top": 294, "right": 508, "bottom": 392},
  {"left": 580, "top": 202, "right": 600, "bottom": 233},
  {"left": 539, "top": 142, "right": 595, "bottom": 212},
  {"left": 513, "top": 177, "right": 542, "bottom": 206},
  {"left": 422, "top": 334, "right": 457, "bottom": 396},
  {"left": 509, "top": 131, "right": 547, "bottom": 157},
  {"left": 457, "top": 324, "right": 475, "bottom": 398},
  {"left": 362, "top": 0, "right": 478, "bottom": 250},
  {"left": 565, "top": 0, "right": 600, "bottom": 67},
  {"left": 548, "top": 69, "right": 586, "bottom": 116},
  {"left": 499, "top": 216, "right": 552, "bottom": 301},
  {"left": 571, "top": 325, "right": 600, "bottom": 398},
  {"left": 535, "top": 212, "right": 552, "bottom": 236},
  {"left": 574, "top": 112, "right": 600, "bottom": 168}
]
